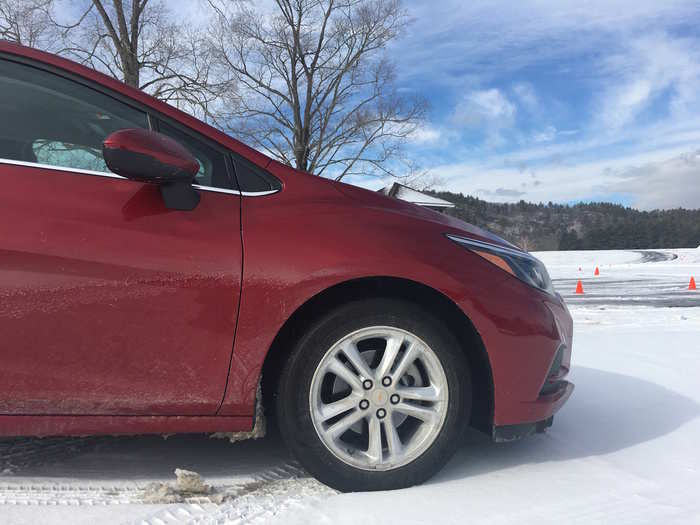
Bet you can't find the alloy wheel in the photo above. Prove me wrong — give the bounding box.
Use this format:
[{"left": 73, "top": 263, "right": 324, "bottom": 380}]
[{"left": 309, "top": 326, "right": 449, "bottom": 471}]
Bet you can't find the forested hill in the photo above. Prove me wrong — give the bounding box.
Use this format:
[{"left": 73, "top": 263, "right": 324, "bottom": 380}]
[{"left": 431, "top": 192, "right": 700, "bottom": 251}]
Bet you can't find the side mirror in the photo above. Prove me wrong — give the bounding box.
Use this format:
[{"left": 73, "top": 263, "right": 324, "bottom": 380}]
[{"left": 103, "top": 128, "right": 201, "bottom": 211}]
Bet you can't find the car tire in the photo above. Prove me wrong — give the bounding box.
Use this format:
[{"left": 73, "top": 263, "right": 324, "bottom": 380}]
[{"left": 276, "top": 297, "right": 471, "bottom": 492}]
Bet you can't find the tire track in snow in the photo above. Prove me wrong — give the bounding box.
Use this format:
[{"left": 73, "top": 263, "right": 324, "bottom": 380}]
[
  {"left": 0, "top": 459, "right": 336, "bottom": 525},
  {"left": 133, "top": 476, "right": 336, "bottom": 525},
  {"left": 0, "top": 463, "right": 302, "bottom": 506},
  {"left": 0, "top": 483, "right": 145, "bottom": 506},
  {"left": 0, "top": 437, "right": 110, "bottom": 475},
  {"left": 633, "top": 250, "right": 678, "bottom": 263}
]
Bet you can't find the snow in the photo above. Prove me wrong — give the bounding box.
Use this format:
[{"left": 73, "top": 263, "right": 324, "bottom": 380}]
[
  {"left": 534, "top": 247, "right": 700, "bottom": 278},
  {"left": 2, "top": 249, "right": 699, "bottom": 524},
  {"left": 379, "top": 183, "right": 456, "bottom": 208},
  {"left": 141, "top": 468, "right": 213, "bottom": 504},
  {"left": 392, "top": 184, "right": 455, "bottom": 208}
]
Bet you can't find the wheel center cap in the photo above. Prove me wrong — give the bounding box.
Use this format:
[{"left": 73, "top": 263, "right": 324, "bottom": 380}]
[{"left": 373, "top": 389, "right": 389, "bottom": 406}]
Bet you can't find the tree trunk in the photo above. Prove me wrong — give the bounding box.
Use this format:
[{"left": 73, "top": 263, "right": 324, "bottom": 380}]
[{"left": 121, "top": 51, "right": 139, "bottom": 87}]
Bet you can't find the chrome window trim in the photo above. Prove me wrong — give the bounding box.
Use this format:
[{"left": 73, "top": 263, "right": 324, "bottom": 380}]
[
  {"left": 238, "top": 188, "right": 280, "bottom": 197},
  {"left": 0, "top": 157, "right": 279, "bottom": 197},
  {"left": 194, "top": 184, "right": 239, "bottom": 195}
]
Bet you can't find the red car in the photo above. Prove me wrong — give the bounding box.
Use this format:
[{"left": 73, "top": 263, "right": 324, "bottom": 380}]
[{"left": 0, "top": 42, "right": 573, "bottom": 492}]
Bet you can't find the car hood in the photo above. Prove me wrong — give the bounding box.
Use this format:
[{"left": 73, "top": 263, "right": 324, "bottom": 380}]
[
  {"left": 265, "top": 160, "right": 520, "bottom": 252},
  {"left": 332, "top": 181, "right": 519, "bottom": 250}
]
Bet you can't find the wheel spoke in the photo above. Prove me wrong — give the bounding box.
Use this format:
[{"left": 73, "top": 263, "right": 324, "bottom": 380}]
[
  {"left": 393, "top": 401, "right": 439, "bottom": 424},
  {"left": 326, "top": 408, "right": 366, "bottom": 438},
  {"left": 376, "top": 334, "right": 403, "bottom": 379},
  {"left": 341, "top": 342, "right": 374, "bottom": 380},
  {"left": 328, "top": 357, "right": 363, "bottom": 392},
  {"left": 391, "top": 341, "right": 419, "bottom": 382},
  {"left": 396, "top": 385, "right": 443, "bottom": 403},
  {"left": 384, "top": 419, "right": 403, "bottom": 460},
  {"left": 366, "top": 417, "right": 383, "bottom": 464},
  {"left": 317, "top": 395, "right": 360, "bottom": 422}
]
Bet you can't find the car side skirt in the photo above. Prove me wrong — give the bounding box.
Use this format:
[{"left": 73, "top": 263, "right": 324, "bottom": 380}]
[{"left": 0, "top": 415, "right": 252, "bottom": 438}]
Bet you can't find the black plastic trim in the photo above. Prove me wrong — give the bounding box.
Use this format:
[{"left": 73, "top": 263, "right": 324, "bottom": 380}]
[
  {"left": 230, "top": 153, "right": 282, "bottom": 194},
  {"left": 160, "top": 181, "right": 201, "bottom": 211},
  {"left": 493, "top": 417, "right": 553, "bottom": 442}
]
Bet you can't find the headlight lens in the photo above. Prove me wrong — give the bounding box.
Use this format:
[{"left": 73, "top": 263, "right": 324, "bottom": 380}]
[{"left": 446, "top": 234, "right": 555, "bottom": 295}]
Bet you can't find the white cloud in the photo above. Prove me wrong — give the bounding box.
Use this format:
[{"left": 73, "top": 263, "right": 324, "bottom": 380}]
[
  {"left": 399, "top": 0, "right": 700, "bottom": 84},
  {"left": 409, "top": 125, "right": 442, "bottom": 144},
  {"left": 596, "top": 33, "right": 700, "bottom": 131},
  {"left": 432, "top": 144, "right": 700, "bottom": 209},
  {"left": 532, "top": 125, "right": 558, "bottom": 143},
  {"left": 449, "top": 89, "right": 517, "bottom": 148},
  {"left": 512, "top": 83, "right": 539, "bottom": 114},
  {"left": 608, "top": 150, "right": 700, "bottom": 209},
  {"left": 453, "top": 89, "right": 517, "bottom": 126}
]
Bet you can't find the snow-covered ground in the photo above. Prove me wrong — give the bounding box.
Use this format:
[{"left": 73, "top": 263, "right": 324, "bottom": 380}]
[{"left": 2, "top": 249, "right": 699, "bottom": 525}]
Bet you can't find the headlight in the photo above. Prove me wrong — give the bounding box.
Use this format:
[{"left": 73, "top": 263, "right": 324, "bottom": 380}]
[{"left": 446, "top": 234, "right": 555, "bottom": 295}]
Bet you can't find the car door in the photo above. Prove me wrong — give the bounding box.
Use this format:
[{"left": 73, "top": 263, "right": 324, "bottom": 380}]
[{"left": 0, "top": 57, "right": 242, "bottom": 416}]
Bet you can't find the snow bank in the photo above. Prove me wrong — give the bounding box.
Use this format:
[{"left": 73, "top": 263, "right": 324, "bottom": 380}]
[
  {"left": 534, "top": 249, "right": 643, "bottom": 268},
  {"left": 535, "top": 248, "right": 700, "bottom": 281}
]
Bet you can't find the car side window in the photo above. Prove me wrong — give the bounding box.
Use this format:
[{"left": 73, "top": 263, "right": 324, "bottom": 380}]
[
  {"left": 157, "top": 120, "right": 233, "bottom": 190},
  {"left": 0, "top": 59, "right": 148, "bottom": 173}
]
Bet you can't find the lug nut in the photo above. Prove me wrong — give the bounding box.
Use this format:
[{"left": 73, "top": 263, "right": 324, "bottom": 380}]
[
  {"left": 359, "top": 399, "right": 370, "bottom": 410},
  {"left": 362, "top": 379, "right": 373, "bottom": 390},
  {"left": 376, "top": 408, "right": 387, "bottom": 419},
  {"left": 390, "top": 394, "right": 400, "bottom": 405},
  {"left": 382, "top": 376, "right": 392, "bottom": 387}
]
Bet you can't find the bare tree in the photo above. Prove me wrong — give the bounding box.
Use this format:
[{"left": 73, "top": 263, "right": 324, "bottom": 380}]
[
  {"left": 55, "top": 0, "right": 228, "bottom": 116},
  {"left": 207, "top": 0, "right": 425, "bottom": 180},
  {"left": 402, "top": 170, "right": 444, "bottom": 192},
  {"left": 1, "top": 0, "right": 228, "bottom": 118},
  {"left": 0, "top": 0, "right": 61, "bottom": 49}
]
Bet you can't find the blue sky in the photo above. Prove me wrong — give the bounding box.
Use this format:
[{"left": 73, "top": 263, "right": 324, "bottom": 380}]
[
  {"left": 163, "top": 0, "right": 700, "bottom": 209},
  {"left": 373, "top": 0, "right": 700, "bottom": 209}
]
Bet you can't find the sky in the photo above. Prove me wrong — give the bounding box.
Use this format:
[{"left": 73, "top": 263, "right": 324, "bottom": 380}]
[
  {"left": 127, "top": 0, "right": 700, "bottom": 210},
  {"left": 381, "top": 0, "right": 700, "bottom": 210}
]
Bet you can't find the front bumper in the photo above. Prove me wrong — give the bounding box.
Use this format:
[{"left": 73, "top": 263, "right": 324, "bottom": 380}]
[
  {"left": 492, "top": 379, "right": 574, "bottom": 442},
  {"left": 454, "top": 273, "right": 574, "bottom": 435},
  {"left": 486, "top": 308, "right": 574, "bottom": 434}
]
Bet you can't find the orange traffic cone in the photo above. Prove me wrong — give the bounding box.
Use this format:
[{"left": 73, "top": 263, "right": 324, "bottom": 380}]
[
  {"left": 690, "top": 277, "right": 697, "bottom": 291},
  {"left": 575, "top": 280, "right": 584, "bottom": 294},
  {"left": 594, "top": 266, "right": 600, "bottom": 276}
]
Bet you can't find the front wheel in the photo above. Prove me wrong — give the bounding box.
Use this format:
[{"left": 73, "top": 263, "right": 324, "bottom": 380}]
[{"left": 277, "top": 298, "right": 471, "bottom": 491}]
